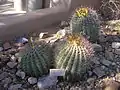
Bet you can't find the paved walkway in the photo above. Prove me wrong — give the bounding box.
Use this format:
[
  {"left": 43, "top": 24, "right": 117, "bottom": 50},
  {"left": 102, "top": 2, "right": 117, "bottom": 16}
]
[{"left": 0, "top": 1, "right": 26, "bottom": 19}]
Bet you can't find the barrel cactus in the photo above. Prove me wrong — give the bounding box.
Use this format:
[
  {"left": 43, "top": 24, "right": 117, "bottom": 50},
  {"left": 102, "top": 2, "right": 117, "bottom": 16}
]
[
  {"left": 54, "top": 34, "right": 94, "bottom": 81},
  {"left": 70, "top": 7, "right": 100, "bottom": 42},
  {"left": 20, "top": 43, "right": 52, "bottom": 77}
]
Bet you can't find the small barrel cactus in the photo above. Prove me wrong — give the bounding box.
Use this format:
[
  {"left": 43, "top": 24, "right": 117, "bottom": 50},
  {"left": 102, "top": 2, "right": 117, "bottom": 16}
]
[
  {"left": 70, "top": 7, "right": 100, "bottom": 42},
  {"left": 54, "top": 34, "right": 94, "bottom": 81},
  {"left": 20, "top": 43, "right": 52, "bottom": 77}
]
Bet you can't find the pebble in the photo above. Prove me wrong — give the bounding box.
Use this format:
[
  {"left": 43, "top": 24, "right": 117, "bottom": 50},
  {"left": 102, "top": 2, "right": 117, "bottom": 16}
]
[
  {"left": 114, "top": 49, "right": 120, "bottom": 55},
  {"left": 7, "top": 61, "right": 17, "bottom": 68},
  {"left": 105, "top": 51, "right": 114, "bottom": 60},
  {"left": 101, "top": 59, "right": 112, "bottom": 66},
  {"left": 8, "top": 84, "right": 22, "bottom": 90},
  {"left": 0, "top": 47, "right": 3, "bottom": 51},
  {"left": 16, "top": 37, "right": 28, "bottom": 44},
  {"left": 87, "top": 78, "right": 95, "bottom": 84},
  {"left": 28, "top": 77, "right": 37, "bottom": 85},
  {"left": 37, "top": 75, "right": 57, "bottom": 89},
  {"left": 10, "top": 55, "right": 17, "bottom": 62},
  {"left": 93, "top": 67, "right": 105, "bottom": 78},
  {"left": 92, "top": 44, "right": 102, "bottom": 52},
  {"left": 39, "top": 32, "right": 49, "bottom": 39},
  {"left": 99, "top": 35, "right": 106, "bottom": 42},
  {"left": 112, "top": 42, "right": 120, "bottom": 49},
  {"left": 16, "top": 70, "right": 25, "bottom": 79},
  {"left": 3, "top": 42, "right": 11, "bottom": 50},
  {"left": 0, "top": 72, "right": 9, "bottom": 81},
  {"left": 91, "top": 56, "right": 100, "bottom": 64},
  {"left": 2, "top": 77, "right": 12, "bottom": 88}
]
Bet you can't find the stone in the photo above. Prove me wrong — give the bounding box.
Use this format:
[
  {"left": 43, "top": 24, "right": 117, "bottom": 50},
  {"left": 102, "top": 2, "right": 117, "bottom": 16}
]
[
  {"left": 16, "top": 37, "right": 28, "bottom": 44},
  {"left": 115, "top": 73, "right": 120, "bottom": 82},
  {"left": 105, "top": 51, "right": 114, "bottom": 60},
  {"left": 92, "top": 44, "right": 102, "bottom": 52},
  {"left": 8, "top": 84, "right": 22, "bottom": 90},
  {"left": 10, "top": 55, "right": 17, "bottom": 62},
  {"left": 93, "top": 67, "right": 105, "bottom": 78},
  {"left": 3, "top": 42, "right": 11, "bottom": 50},
  {"left": 0, "top": 47, "right": 3, "bottom": 51},
  {"left": 99, "top": 35, "right": 106, "bottom": 42},
  {"left": 112, "top": 42, "right": 120, "bottom": 49},
  {"left": 37, "top": 75, "right": 57, "bottom": 89},
  {"left": 114, "top": 49, "right": 120, "bottom": 55},
  {"left": 2, "top": 77, "right": 12, "bottom": 88},
  {"left": 16, "top": 70, "right": 25, "bottom": 79},
  {"left": 7, "top": 61, "right": 17, "bottom": 68},
  {"left": 0, "top": 72, "right": 9, "bottom": 80},
  {"left": 91, "top": 56, "right": 100, "bottom": 64},
  {"left": 39, "top": 32, "right": 49, "bottom": 39},
  {"left": 101, "top": 59, "right": 112, "bottom": 66},
  {"left": 87, "top": 78, "right": 95, "bottom": 84},
  {"left": 28, "top": 77, "right": 37, "bottom": 85}
]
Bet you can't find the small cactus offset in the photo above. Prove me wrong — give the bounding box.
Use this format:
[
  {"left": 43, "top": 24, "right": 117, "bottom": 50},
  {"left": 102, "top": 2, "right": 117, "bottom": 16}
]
[
  {"left": 54, "top": 34, "right": 94, "bottom": 81},
  {"left": 20, "top": 43, "right": 52, "bottom": 77},
  {"left": 70, "top": 7, "right": 100, "bottom": 42}
]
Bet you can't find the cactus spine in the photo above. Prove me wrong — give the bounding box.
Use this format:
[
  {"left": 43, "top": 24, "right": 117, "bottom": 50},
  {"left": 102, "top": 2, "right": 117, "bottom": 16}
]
[
  {"left": 70, "top": 7, "right": 100, "bottom": 42},
  {"left": 54, "top": 34, "right": 94, "bottom": 81}
]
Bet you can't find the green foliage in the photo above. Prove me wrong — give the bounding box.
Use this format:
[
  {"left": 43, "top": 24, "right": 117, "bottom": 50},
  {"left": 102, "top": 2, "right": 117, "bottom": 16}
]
[
  {"left": 54, "top": 34, "right": 94, "bottom": 81},
  {"left": 20, "top": 44, "right": 52, "bottom": 77},
  {"left": 70, "top": 7, "right": 100, "bottom": 42}
]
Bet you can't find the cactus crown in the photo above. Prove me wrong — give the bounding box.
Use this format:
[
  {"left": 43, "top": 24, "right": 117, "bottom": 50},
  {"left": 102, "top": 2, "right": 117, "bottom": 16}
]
[
  {"left": 67, "top": 34, "right": 83, "bottom": 46},
  {"left": 75, "top": 7, "right": 89, "bottom": 17}
]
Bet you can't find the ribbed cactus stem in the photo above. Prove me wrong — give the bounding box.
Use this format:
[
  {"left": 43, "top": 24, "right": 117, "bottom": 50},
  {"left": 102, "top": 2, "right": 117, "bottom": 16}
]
[{"left": 55, "top": 34, "right": 94, "bottom": 81}]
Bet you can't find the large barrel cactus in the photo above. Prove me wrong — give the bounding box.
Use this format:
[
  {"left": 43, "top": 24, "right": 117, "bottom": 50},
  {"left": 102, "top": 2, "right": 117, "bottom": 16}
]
[
  {"left": 20, "top": 43, "right": 52, "bottom": 77},
  {"left": 54, "top": 34, "right": 94, "bottom": 81},
  {"left": 70, "top": 7, "right": 100, "bottom": 42}
]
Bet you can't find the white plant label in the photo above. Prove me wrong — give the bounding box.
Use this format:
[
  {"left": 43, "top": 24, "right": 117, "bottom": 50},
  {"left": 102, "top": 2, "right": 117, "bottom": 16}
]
[{"left": 50, "top": 69, "right": 65, "bottom": 76}]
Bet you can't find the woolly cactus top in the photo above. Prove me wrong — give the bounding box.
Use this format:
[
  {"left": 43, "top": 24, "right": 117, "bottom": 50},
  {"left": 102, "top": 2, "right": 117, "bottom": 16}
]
[
  {"left": 66, "top": 34, "right": 94, "bottom": 57},
  {"left": 75, "top": 7, "right": 89, "bottom": 17}
]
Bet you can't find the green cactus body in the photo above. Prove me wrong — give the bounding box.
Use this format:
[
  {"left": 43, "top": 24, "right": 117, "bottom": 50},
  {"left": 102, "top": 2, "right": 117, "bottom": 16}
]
[
  {"left": 55, "top": 34, "right": 94, "bottom": 81},
  {"left": 20, "top": 44, "right": 52, "bottom": 77},
  {"left": 70, "top": 7, "right": 100, "bottom": 42}
]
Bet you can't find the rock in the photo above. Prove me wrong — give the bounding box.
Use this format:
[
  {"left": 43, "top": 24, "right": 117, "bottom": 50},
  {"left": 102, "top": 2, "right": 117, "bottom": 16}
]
[
  {"left": 104, "top": 79, "right": 120, "bottom": 90},
  {"left": 3, "top": 42, "right": 11, "bottom": 50},
  {"left": 105, "top": 51, "right": 114, "bottom": 60},
  {"left": 2, "top": 77, "right": 12, "bottom": 88},
  {"left": 91, "top": 56, "right": 100, "bottom": 64},
  {"left": 39, "top": 32, "right": 49, "bottom": 39},
  {"left": 0, "top": 47, "right": 3, "bottom": 51},
  {"left": 37, "top": 75, "right": 57, "bottom": 89},
  {"left": 114, "top": 49, "right": 120, "bottom": 55},
  {"left": 101, "top": 59, "right": 112, "bottom": 66},
  {"left": 10, "top": 55, "right": 17, "bottom": 62},
  {"left": 93, "top": 67, "right": 105, "bottom": 78},
  {"left": 87, "top": 78, "right": 95, "bottom": 84},
  {"left": 92, "top": 44, "right": 102, "bottom": 52},
  {"left": 115, "top": 73, "right": 120, "bottom": 82},
  {"left": 8, "top": 84, "right": 22, "bottom": 90},
  {"left": 99, "top": 35, "right": 106, "bottom": 42},
  {"left": 7, "top": 61, "right": 17, "bottom": 68},
  {"left": 28, "top": 77, "right": 37, "bottom": 85},
  {"left": 55, "top": 29, "right": 66, "bottom": 39},
  {"left": 112, "top": 42, "right": 120, "bottom": 49},
  {"left": 16, "top": 70, "right": 25, "bottom": 79},
  {"left": 16, "top": 37, "right": 28, "bottom": 44},
  {"left": 0, "top": 72, "right": 9, "bottom": 80}
]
